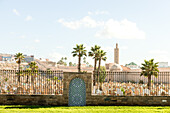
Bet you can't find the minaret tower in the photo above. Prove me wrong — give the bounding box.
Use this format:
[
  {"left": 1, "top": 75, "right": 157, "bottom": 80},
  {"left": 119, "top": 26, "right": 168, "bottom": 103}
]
[{"left": 114, "top": 43, "right": 119, "bottom": 64}]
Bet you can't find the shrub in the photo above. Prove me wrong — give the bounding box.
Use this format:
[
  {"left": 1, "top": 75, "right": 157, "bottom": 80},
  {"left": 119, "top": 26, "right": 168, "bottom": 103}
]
[{"left": 139, "top": 80, "right": 144, "bottom": 84}]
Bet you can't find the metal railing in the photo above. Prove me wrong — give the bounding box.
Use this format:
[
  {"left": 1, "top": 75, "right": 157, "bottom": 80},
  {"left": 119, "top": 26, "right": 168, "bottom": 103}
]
[
  {"left": 92, "top": 71, "right": 170, "bottom": 96},
  {"left": 0, "top": 70, "right": 63, "bottom": 95}
]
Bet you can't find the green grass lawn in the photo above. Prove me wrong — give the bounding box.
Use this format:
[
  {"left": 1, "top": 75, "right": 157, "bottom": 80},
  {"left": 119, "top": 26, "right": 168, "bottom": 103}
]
[{"left": 0, "top": 105, "right": 170, "bottom": 113}]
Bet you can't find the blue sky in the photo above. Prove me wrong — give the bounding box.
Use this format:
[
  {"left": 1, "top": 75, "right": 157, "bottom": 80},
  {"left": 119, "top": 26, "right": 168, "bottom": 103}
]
[{"left": 1, "top": 0, "right": 170, "bottom": 66}]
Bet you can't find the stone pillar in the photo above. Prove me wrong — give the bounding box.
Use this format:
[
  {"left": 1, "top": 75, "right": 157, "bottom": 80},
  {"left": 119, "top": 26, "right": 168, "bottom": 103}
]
[{"left": 63, "top": 72, "right": 92, "bottom": 105}]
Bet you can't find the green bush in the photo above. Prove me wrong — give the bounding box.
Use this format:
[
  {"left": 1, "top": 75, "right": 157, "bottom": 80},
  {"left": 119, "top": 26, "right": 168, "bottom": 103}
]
[{"left": 139, "top": 80, "right": 144, "bottom": 84}]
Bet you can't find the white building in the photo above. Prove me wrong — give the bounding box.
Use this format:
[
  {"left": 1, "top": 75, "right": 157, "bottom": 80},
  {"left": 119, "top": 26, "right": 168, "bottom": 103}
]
[
  {"left": 158, "top": 62, "right": 168, "bottom": 68},
  {"left": 125, "top": 62, "right": 140, "bottom": 69}
]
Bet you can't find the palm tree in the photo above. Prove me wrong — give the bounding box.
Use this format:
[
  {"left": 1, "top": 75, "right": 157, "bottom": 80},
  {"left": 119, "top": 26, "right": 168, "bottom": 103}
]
[
  {"left": 15, "top": 52, "right": 25, "bottom": 82},
  {"left": 97, "top": 50, "right": 107, "bottom": 89},
  {"left": 29, "top": 61, "right": 38, "bottom": 71},
  {"left": 72, "top": 44, "right": 87, "bottom": 72},
  {"left": 88, "top": 45, "right": 101, "bottom": 71},
  {"left": 29, "top": 61, "right": 38, "bottom": 83},
  {"left": 25, "top": 68, "right": 31, "bottom": 83},
  {"left": 140, "top": 59, "right": 159, "bottom": 89},
  {"left": 88, "top": 45, "right": 101, "bottom": 85}
]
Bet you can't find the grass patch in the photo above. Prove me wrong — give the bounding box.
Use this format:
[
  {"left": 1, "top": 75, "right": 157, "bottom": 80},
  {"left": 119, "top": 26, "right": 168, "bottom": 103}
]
[{"left": 0, "top": 105, "right": 169, "bottom": 113}]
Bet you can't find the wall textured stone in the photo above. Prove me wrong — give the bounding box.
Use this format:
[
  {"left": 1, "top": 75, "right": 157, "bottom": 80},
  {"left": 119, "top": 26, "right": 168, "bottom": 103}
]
[
  {"left": 0, "top": 72, "right": 169, "bottom": 106},
  {"left": 0, "top": 95, "right": 169, "bottom": 106},
  {"left": 87, "top": 95, "right": 170, "bottom": 106},
  {"left": 0, "top": 95, "right": 66, "bottom": 106}
]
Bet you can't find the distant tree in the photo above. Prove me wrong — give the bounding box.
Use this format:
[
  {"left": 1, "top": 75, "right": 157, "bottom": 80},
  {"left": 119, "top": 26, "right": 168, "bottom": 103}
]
[
  {"left": 86, "top": 62, "right": 89, "bottom": 66},
  {"left": 63, "top": 57, "right": 67, "bottom": 66},
  {"left": 97, "top": 66, "right": 106, "bottom": 90},
  {"left": 72, "top": 44, "right": 87, "bottom": 72},
  {"left": 98, "top": 66, "right": 106, "bottom": 83},
  {"left": 15, "top": 52, "right": 25, "bottom": 82},
  {"left": 140, "top": 59, "right": 159, "bottom": 89},
  {"left": 29, "top": 61, "right": 38, "bottom": 71},
  {"left": 28, "top": 61, "right": 38, "bottom": 83},
  {"left": 64, "top": 62, "right": 67, "bottom": 66},
  {"left": 89, "top": 64, "right": 93, "bottom": 67},
  {"left": 83, "top": 57, "right": 86, "bottom": 64},
  {"left": 73, "top": 63, "right": 77, "bottom": 66},
  {"left": 61, "top": 57, "right": 64, "bottom": 60},
  {"left": 57, "top": 57, "right": 67, "bottom": 66},
  {"left": 69, "top": 62, "right": 73, "bottom": 66},
  {"left": 57, "top": 60, "right": 64, "bottom": 65},
  {"left": 83, "top": 57, "right": 90, "bottom": 67}
]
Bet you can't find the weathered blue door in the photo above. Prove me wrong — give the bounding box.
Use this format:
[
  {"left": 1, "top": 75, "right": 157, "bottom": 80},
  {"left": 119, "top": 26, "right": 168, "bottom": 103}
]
[{"left": 69, "top": 78, "right": 86, "bottom": 106}]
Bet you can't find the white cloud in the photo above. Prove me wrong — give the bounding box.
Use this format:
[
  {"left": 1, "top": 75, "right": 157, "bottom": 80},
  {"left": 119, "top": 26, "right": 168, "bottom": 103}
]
[
  {"left": 95, "top": 19, "right": 145, "bottom": 39},
  {"left": 13, "top": 9, "right": 20, "bottom": 16},
  {"left": 58, "top": 16, "right": 104, "bottom": 29},
  {"left": 19, "top": 35, "right": 26, "bottom": 39},
  {"left": 34, "top": 39, "right": 40, "bottom": 43},
  {"left": 25, "top": 16, "right": 33, "bottom": 21},
  {"left": 87, "top": 12, "right": 93, "bottom": 15},
  {"left": 58, "top": 16, "right": 145, "bottom": 39},
  {"left": 88, "top": 11, "right": 109, "bottom": 15},
  {"left": 10, "top": 32, "right": 15, "bottom": 34},
  {"left": 58, "top": 18, "right": 80, "bottom": 29}
]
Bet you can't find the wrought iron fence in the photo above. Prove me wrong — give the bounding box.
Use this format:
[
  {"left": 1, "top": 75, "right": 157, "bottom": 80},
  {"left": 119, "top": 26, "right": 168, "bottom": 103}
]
[
  {"left": 92, "top": 71, "right": 170, "bottom": 96},
  {"left": 0, "top": 70, "right": 63, "bottom": 95}
]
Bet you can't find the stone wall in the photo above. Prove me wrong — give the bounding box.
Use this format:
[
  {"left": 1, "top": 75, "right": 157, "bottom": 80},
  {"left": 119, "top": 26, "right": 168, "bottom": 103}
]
[
  {"left": 0, "top": 72, "right": 169, "bottom": 106},
  {"left": 87, "top": 95, "right": 170, "bottom": 106},
  {"left": 0, "top": 95, "right": 169, "bottom": 106},
  {"left": 0, "top": 95, "right": 66, "bottom": 106}
]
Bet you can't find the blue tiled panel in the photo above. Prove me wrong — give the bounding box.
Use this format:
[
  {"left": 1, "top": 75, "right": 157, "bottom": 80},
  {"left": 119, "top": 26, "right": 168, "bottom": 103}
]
[{"left": 69, "top": 78, "right": 86, "bottom": 106}]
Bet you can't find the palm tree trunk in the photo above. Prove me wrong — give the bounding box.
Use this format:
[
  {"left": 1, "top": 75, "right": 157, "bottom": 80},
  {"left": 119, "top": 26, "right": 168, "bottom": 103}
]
[
  {"left": 93, "top": 58, "right": 97, "bottom": 86},
  {"left": 78, "top": 55, "right": 81, "bottom": 72},
  {"left": 18, "top": 62, "right": 20, "bottom": 83},
  {"left": 94, "top": 58, "right": 97, "bottom": 71},
  {"left": 26, "top": 75, "right": 29, "bottom": 83},
  {"left": 148, "top": 75, "right": 151, "bottom": 90},
  {"left": 31, "top": 69, "right": 35, "bottom": 94},
  {"left": 26, "top": 70, "right": 29, "bottom": 83},
  {"left": 31, "top": 68, "right": 35, "bottom": 83},
  {"left": 97, "top": 58, "right": 101, "bottom": 90},
  {"left": 99, "top": 83, "right": 103, "bottom": 90}
]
